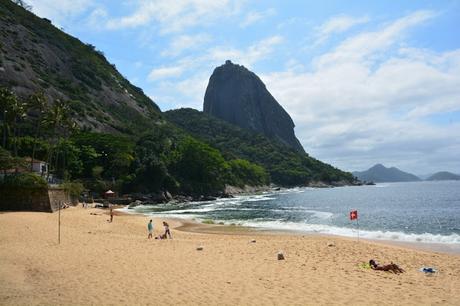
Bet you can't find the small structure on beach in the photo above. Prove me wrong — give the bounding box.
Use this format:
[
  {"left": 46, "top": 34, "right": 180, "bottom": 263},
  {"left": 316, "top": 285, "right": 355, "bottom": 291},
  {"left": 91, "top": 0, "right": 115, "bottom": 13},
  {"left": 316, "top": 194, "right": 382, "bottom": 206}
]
[
  {"left": 104, "top": 190, "right": 115, "bottom": 198},
  {"left": 25, "top": 157, "right": 48, "bottom": 176}
]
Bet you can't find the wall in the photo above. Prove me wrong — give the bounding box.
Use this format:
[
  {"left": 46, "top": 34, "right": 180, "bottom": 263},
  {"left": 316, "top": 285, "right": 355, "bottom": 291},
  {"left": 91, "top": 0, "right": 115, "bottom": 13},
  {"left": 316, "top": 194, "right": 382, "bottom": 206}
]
[{"left": 0, "top": 187, "right": 70, "bottom": 212}]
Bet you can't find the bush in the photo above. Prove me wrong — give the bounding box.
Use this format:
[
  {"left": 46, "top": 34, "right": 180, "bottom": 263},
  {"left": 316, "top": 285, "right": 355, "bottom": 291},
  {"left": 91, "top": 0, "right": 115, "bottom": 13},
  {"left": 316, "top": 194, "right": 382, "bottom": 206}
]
[
  {"left": 228, "top": 159, "right": 269, "bottom": 187},
  {"left": 61, "top": 181, "right": 84, "bottom": 198},
  {"left": 1, "top": 172, "right": 47, "bottom": 189}
]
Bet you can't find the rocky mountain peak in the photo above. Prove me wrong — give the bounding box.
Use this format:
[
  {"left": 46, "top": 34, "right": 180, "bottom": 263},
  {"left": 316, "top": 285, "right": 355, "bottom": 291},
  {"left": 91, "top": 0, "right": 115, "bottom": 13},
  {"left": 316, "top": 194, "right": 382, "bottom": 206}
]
[{"left": 203, "top": 61, "right": 304, "bottom": 153}]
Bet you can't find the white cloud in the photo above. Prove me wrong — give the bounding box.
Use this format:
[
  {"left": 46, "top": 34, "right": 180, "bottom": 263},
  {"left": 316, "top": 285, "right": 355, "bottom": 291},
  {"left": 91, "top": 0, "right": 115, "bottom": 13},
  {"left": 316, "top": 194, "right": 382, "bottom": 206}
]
[
  {"left": 314, "top": 15, "right": 369, "bottom": 45},
  {"left": 240, "top": 8, "right": 276, "bottom": 28},
  {"left": 315, "top": 10, "right": 437, "bottom": 68},
  {"left": 209, "top": 35, "right": 283, "bottom": 67},
  {"left": 28, "top": 0, "right": 93, "bottom": 24},
  {"left": 258, "top": 10, "right": 460, "bottom": 173},
  {"left": 161, "top": 34, "right": 212, "bottom": 57},
  {"left": 86, "top": 7, "right": 108, "bottom": 28},
  {"left": 104, "top": 0, "right": 243, "bottom": 33},
  {"left": 148, "top": 66, "right": 184, "bottom": 81}
]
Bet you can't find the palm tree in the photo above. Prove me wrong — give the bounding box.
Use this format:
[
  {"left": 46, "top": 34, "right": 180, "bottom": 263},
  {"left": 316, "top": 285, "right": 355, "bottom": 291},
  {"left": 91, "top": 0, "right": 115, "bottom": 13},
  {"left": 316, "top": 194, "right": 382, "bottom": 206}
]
[
  {"left": 27, "top": 91, "right": 48, "bottom": 171},
  {"left": 10, "top": 97, "right": 27, "bottom": 157},
  {"left": 0, "top": 88, "right": 16, "bottom": 149},
  {"left": 43, "top": 99, "right": 75, "bottom": 181},
  {"left": 0, "top": 88, "right": 26, "bottom": 155}
]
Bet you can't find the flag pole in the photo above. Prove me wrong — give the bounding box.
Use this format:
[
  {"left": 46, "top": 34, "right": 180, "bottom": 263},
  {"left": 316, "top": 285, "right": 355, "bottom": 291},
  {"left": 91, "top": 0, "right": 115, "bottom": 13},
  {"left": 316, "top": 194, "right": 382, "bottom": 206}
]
[
  {"left": 58, "top": 200, "right": 61, "bottom": 244},
  {"left": 357, "top": 217, "right": 359, "bottom": 242}
]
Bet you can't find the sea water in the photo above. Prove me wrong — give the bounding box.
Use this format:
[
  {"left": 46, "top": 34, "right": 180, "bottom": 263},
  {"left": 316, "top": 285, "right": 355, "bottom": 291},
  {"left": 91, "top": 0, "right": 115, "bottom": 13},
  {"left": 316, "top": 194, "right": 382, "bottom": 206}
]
[{"left": 126, "top": 181, "right": 460, "bottom": 245}]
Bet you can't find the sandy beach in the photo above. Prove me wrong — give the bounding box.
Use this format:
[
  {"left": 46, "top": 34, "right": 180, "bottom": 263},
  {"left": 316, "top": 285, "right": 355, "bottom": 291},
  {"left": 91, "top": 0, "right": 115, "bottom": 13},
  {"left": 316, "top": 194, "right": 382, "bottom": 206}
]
[{"left": 1, "top": 206, "right": 459, "bottom": 305}]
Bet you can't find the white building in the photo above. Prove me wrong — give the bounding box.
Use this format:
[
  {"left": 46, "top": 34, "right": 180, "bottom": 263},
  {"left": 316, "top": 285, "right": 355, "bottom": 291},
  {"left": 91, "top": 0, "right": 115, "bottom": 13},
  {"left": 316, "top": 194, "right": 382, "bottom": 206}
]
[{"left": 25, "top": 158, "right": 48, "bottom": 176}]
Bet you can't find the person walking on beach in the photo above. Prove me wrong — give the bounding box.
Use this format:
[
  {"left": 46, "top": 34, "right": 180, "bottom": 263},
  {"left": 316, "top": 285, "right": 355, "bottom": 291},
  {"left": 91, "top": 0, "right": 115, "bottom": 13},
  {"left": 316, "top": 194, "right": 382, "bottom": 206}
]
[
  {"left": 109, "top": 207, "right": 114, "bottom": 223},
  {"left": 148, "top": 220, "right": 154, "bottom": 239},
  {"left": 163, "top": 221, "right": 172, "bottom": 239}
]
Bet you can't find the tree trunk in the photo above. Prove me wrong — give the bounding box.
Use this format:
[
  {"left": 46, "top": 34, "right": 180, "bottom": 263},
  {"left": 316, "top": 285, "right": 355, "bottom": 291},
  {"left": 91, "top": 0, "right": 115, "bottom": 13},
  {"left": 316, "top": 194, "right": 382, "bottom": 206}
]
[
  {"left": 31, "top": 120, "right": 42, "bottom": 171},
  {"left": 12, "top": 117, "right": 17, "bottom": 156},
  {"left": 2, "top": 122, "right": 6, "bottom": 148}
]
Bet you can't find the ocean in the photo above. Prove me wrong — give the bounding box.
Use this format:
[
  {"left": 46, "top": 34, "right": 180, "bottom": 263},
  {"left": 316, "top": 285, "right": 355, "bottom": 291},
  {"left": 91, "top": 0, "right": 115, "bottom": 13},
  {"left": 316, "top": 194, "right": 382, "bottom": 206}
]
[{"left": 125, "top": 181, "right": 460, "bottom": 246}]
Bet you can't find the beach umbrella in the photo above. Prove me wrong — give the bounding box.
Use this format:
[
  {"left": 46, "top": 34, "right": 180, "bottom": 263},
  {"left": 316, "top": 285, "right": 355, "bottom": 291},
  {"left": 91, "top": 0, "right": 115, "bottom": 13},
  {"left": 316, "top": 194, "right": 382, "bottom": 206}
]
[{"left": 104, "top": 190, "right": 115, "bottom": 198}]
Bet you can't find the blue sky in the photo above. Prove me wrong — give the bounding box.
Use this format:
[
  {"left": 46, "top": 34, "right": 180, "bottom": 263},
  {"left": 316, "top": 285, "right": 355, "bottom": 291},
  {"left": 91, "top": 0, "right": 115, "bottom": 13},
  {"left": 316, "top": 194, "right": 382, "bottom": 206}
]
[{"left": 27, "top": 0, "right": 460, "bottom": 174}]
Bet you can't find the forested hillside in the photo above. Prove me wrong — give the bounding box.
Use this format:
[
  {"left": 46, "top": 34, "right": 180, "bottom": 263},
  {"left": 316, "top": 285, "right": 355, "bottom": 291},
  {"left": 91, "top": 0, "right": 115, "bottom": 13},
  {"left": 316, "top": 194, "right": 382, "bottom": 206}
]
[{"left": 165, "top": 108, "right": 355, "bottom": 186}]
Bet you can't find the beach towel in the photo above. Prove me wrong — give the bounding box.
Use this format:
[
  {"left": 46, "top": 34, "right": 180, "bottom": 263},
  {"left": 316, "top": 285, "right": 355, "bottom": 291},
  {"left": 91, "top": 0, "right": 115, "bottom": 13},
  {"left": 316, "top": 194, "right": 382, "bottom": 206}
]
[
  {"left": 419, "top": 267, "right": 437, "bottom": 273},
  {"left": 359, "top": 262, "right": 371, "bottom": 269}
]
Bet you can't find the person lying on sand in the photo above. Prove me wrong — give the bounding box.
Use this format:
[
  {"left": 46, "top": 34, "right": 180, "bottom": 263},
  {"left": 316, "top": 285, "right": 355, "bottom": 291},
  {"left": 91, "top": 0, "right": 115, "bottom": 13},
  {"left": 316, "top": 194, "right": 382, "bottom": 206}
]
[
  {"left": 155, "top": 233, "right": 167, "bottom": 240},
  {"left": 369, "top": 259, "right": 405, "bottom": 274}
]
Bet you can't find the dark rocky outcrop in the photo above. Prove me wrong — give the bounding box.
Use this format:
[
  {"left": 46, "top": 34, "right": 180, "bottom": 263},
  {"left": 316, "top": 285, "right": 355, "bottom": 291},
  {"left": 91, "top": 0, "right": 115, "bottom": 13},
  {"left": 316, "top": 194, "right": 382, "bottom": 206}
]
[{"left": 203, "top": 60, "right": 304, "bottom": 153}]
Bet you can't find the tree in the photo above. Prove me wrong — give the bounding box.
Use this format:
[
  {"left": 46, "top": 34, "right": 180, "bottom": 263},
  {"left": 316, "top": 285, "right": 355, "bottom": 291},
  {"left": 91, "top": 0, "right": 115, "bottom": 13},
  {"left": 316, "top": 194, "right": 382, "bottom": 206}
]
[
  {"left": 26, "top": 91, "right": 48, "bottom": 170},
  {"left": 0, "top": 88, "right": 25, "bottom": 151},
  {"left": 43, "top": 99, "right": 76, "bottom": 180},
  {"left": 172, "top": 137, "right": 230, "bottom": 195},
  {"left": 0, "top": 147, "right": 27, "bottom": 176},
  {"left": 72, "top": 132, "right": 134, "bottom": 180},
  {"left": 0, "top": 88, "right": 26, "bottom": 156},
  {"left": 130, "top": 127, "right": 178, "bottom": 192},
  {"left": 0, "top": 88, "right": 16, "bottom": 149},
  {"left": 228, "top": 159, "right": 269, "bottom": 187}
]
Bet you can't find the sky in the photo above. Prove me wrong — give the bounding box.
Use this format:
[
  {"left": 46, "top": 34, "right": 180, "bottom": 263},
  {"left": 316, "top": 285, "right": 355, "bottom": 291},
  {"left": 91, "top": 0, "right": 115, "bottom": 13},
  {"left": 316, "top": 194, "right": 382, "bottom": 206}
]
[{"left": 25, "top": 0, "right": 460, "bottom": 175}]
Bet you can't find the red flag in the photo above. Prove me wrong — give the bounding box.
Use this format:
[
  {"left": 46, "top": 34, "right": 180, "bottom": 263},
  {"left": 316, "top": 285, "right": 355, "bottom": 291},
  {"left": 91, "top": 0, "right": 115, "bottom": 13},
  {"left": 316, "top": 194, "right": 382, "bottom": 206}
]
[{"left": 350, "top": 210, "right": 358, "bottom": 220}]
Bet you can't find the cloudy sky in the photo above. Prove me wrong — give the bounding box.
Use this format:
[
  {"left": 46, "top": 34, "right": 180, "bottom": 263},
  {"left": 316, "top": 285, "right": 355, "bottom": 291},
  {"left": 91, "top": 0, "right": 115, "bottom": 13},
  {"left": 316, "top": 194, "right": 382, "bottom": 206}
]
[{"left": 26, "top": 0, "right": 460, "bottom": 175}]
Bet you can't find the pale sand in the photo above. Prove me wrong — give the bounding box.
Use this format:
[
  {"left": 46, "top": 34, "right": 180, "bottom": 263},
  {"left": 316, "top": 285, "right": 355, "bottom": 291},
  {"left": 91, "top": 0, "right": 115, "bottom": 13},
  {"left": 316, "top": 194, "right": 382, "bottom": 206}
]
[{"left": 1, "top": 207, "right": 459, "bottom": 305}]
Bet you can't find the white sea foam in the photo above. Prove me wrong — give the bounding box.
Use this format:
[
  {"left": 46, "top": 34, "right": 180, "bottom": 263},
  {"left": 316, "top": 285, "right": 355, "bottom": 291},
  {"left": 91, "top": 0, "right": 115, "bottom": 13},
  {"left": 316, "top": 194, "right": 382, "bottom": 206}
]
[
  {"left": 121, "top": 205, "right": 460, "bottom": 244},
  {"left": 304, "top": 210, "right": 334, "bottom": 219},
  {"left": 236, "top": 220, "right": 460, "bottom": 244}
]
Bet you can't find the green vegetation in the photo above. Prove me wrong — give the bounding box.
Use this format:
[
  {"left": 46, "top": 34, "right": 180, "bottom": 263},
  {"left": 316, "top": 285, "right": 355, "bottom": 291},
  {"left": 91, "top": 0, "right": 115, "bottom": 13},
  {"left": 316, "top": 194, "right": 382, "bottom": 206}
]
[
  {"left": 1, "top": 87, "right": 355, "bottom": 197},
  {"left": 1, "top": 88, "right": 272, "bottom": 196},
  {"left": 61, "top": 181, "right": 85, "bottom": 198},
  {"left": 202, "top": 219, "right": 215, "bottom": 224},
  {"left": 164, "top": 108, "right": 355, "bottom": 186},
  {"left": 1, "top": 172, "right": 47, "bottom": 189},
  {"left": 227, "top": 159, "right": 269, "bottom": 187},
  {"left": 171, "top": 137, "right": 229, "bottom": 195}
]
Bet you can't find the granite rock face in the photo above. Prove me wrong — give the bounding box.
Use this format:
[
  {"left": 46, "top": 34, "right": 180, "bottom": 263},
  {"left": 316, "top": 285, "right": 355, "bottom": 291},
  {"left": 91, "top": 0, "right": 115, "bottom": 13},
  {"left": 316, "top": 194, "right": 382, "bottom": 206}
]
[{"left": 203, "top": 60, "right": 304, "bottom": 153}]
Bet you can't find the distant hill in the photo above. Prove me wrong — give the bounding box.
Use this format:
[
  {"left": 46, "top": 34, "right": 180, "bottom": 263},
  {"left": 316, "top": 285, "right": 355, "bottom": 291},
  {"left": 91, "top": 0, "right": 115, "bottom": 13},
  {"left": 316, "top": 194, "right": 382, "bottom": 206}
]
[
  {"left": 426, "top": 171, "right": 460, "bottom": 181},
  {"left": 165, "top": 108, "right": 355, "bottom": 186},
  {"left": 353, "top": 164, "right": 420, "bottom": 183}
]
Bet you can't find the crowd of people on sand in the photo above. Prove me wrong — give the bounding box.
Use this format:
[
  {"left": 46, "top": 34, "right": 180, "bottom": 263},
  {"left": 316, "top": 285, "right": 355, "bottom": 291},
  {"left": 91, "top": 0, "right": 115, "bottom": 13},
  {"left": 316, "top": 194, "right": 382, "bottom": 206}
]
[{"left": 147, "top": 220, "right": 172, "bottom": 240}]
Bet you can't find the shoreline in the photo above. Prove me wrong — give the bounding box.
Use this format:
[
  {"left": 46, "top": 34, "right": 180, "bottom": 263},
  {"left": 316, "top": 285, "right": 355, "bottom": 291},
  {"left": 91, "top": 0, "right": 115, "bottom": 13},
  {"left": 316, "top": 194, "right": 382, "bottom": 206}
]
[{"left": 119, "top": 207, "right": 460, "bottom": 256}]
